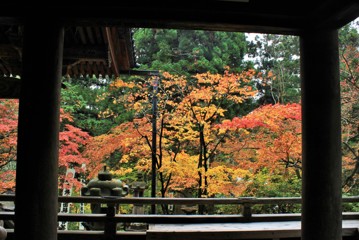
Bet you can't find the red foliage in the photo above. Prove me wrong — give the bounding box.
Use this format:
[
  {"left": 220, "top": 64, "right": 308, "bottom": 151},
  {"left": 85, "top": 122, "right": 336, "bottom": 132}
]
[
  {"left": 218, "top": 103, "right": 302, "bottom": 178},
  {"left": 0, "top": 99, "right": 91, "bottom": 193}
]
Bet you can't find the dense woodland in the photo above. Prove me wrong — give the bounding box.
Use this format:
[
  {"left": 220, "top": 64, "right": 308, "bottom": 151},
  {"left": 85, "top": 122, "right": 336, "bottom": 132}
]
[{"left": 0, "top": 21, "right": 359, "bottom": 214}]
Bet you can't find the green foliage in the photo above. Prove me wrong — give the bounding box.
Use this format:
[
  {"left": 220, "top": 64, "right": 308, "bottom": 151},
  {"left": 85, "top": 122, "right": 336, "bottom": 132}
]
[
  {"left": 343, "top": 192, "right": 359, "bottom": 212},
  {"left": 244, "top": 169, "right": 302, "bottom": 197},
  {"left": 242, "top": 169, "right": 301, "bottom": 213},
  {"left": 222, "top": 95, "right": 257, "bottom": 120},
  {"left": 339, "top": 23, "right": 359, "bottom": 51},
  {"left": 133, "top": 28, "right": 248, "bottom": 75},
  {"left": 61, "top": 75, "right": 135, "bottom": 136},
  {"left": 247, "top": 34, "right": 301, "bottom": 104},
  {"left": 213, "top": 204, "right": 242, "bottom": 214}
]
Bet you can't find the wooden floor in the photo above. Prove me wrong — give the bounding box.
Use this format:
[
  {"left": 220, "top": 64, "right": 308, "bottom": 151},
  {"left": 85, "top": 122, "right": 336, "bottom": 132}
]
[
  {"left": 4, "top": 220, "right": 359, "bottom": 240},
  {"left": 147, "top": 220, "right": 359, "bottom": 240}
]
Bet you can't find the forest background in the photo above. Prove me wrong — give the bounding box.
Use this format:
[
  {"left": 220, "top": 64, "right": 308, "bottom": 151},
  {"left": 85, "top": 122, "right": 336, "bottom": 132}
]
[{"left": 0, "top": 19, "right": 359, "bottom": 215}]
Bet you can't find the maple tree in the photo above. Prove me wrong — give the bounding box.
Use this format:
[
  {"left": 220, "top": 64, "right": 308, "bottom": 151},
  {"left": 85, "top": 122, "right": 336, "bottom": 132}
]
[
  {"left": 340, "top": 44, "right": 359, "bottom": 192},
  {"left": 173, "top": 69, "right": 256, "bottom": 198},
  {"left": 217, "top": 103, "right": 302, "bottom": 196},
  {"left": 338, "top": 22, "right": 359, "bottom": 194},
  {"left": 0, "top": 99, "right": 18, "bottom": 191},
  {"left": 58, "top": 110, "right": 91, "bottom": 191},
  {"left": 0, "top": 99, "right": 91, "bottom": 193},
  {"left": 84, "top": 68, "right": 257, "bottom": 203}
]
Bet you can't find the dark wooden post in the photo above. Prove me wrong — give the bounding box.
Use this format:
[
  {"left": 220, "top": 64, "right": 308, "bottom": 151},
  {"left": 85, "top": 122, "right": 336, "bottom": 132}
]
[
  {"left": 300, "top": 29, "right": 342, "bottom": 240},
  {"left": 242, "top": 203, "right": 252, "bottom": 219},
  {"left": 0, "top": 226, "right": 6, "bottom": 240},
  {"left": 104, "top": 203, "right": 117, "bottom": 240},
  {"left": 15, "top": 19, "right": 64, "bottom": 240},
  {"left": 151, "top": 76, "right": 159, "bottom": 214},
  {"left": 239, "top": 197, "right": 253, "bottom": 220}
]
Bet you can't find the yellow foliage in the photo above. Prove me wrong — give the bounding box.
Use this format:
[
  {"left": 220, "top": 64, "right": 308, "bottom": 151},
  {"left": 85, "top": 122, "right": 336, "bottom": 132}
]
[
  {"left": 112, "top": 168, "right": 133, "bottom": 176},
  {"left": 84, "top": 68, "right": 264, "bottom": 196},
  {"left": 120, "top": 155, "right": 129, "bottom": 163}
]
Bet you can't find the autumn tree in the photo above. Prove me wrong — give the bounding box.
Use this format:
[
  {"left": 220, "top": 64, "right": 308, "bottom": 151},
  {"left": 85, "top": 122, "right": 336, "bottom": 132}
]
[
  {"left": 218, "top": 103, "right": 302, "bottom": 197},
  {"left": 0, "top": 99, "right": 91, "bottom": 193},
  {"left": 172, "top": 69, "right": 256, "bottom": 199},
  {"left": 339, "top": 23, "right": 359, "bottom": 192},
  {"left": 84, "top": 69, "right": 257, "bottom": 206},
  {"left": 0, "top": 99, "right": 18, "bottom": 191},
  {"left": 84, "top": 74, "right": 193, "bottom": 213},
  {"left": 58, "top": 110, "right": 91, "bottom": 191},
  {"left": 84, "top": 75, "right": 188, "bottom": 202}
]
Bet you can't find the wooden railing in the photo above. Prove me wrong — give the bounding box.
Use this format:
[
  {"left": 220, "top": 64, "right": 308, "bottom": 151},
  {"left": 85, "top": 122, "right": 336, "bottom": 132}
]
[{"left": 1, "top": 194, "right": 359, "bottom": 240}]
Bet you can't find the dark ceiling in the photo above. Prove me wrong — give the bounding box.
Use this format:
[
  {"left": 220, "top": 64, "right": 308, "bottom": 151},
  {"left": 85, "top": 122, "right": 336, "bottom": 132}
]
[
  {"left": 0, "top": 0, "right": 358, "bottom": 34},
  {"left": 0, "top": 0, "right": 357, "bottom": 82},
  {"left": 0, "top": 26, "right": 136, "bottom": 78}
]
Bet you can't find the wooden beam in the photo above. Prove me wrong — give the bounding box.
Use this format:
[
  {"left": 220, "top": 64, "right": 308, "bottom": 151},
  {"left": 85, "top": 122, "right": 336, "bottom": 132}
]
[
  {"left": 63, "top": 45, "right": 107, "bottom": 60},
  {"left": 0, "top": 62, "right": 9, "bottom": 75},
  {"left": 92, "top": 61, "right": 99, "bottom": 76},
  {"left": 98, "top": 61, "right": 105, "bottom": 76},
  {"left": 105, "top": 27, "right": 120, "bottom": 76},
  {"left": 117, "top": 38, "right": 130, "bottom": 70},
  {"left": 0, "top": 45, "right": 21, "bottom": 58},
  {"left": 0, "top": 76, "right": 20, "bottom": 98},
  {"left": 117, "top": 28, "right": 135, "bottom": 70},
  {"left": 310, "top": 0, "right": 359, "bottom": 30},
  {"left": 0, "top": 1, "right": 358, "bottom": 35},
  {"left": 93, "top": 27, "right": 103, "bottom": 44},
  {"left": 77, "top": 27, "right": 87, "bottom": 45},
  {"left": 85, "top": 27, "right": 95, "bottom": 44}
]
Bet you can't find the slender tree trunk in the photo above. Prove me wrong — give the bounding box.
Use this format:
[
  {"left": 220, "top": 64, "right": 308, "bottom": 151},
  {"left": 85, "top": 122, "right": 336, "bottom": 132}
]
[
  {"left": 197, "top": 125, "right": 203, "bottom": 199},
  {"left": 198, "top": 124, "right": 210, "bottom": 214},
  {"left": 200, "top": 129, "right": 208, "bottom": 197}
]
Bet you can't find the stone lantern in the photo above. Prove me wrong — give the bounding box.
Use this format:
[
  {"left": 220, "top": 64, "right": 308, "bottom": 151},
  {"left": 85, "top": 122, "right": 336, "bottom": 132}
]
[
  {"left": 81, "top": 166, "right": 129, "bottom": 230},
  {"left": 127, "top": 172, "right": 147, "bottom": 231},
  {"left": 130, "top": 173, "right": 147, "bottom": 196}
]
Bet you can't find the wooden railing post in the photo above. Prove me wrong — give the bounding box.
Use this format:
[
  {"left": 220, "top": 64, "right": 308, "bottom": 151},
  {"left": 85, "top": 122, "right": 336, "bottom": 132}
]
[
  {"left": 240, "top": 197, "right": 253, "bottom": 220},
  {"left": 0, "top": 226, "right": 6, "bottom": 240},
  {"left": 104, "top": 203, "right": 116, "bottom": 240},
  {"left": 242, "top": 203, "right": 252, "bottom": 219}
]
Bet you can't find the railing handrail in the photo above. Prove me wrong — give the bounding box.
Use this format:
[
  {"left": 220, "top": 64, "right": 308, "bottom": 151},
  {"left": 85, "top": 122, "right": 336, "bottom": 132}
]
[
  {"left": 1, "top": 194, "right": 359, "bottom": 204},
  {"left": 1, "top": 194, "right": 359, "bottom": 240},
  {"left": 58, "top": 196, "right": 304, "bottom": 205}
]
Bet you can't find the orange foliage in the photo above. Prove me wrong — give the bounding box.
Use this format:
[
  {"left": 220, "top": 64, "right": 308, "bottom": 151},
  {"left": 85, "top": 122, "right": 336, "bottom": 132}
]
[
  {"left": 85, "top": 69, "right": 257, "bottom": 197},
  {"left": 0, "top": 99, "right": 91, "bottom": 192},
  {"left": 218, "top": 103, "right": 302, "bottom": 177},
  {"left": 340, "top": 44, "right": 359, "bottom": 190}
]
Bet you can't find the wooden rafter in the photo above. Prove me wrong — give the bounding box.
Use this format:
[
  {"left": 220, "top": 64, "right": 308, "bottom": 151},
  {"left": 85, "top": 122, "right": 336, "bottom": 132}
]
[{"left": 105, "top": 26, "right": 120, "bottom": 77}]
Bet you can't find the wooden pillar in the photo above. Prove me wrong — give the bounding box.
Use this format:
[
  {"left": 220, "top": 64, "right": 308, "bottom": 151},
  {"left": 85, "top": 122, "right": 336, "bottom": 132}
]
[
  {"left": 300, "top": 29, "right": 342, "bottom": 240},
  {"left": 15, "top": 20, "right": 64, "bottom": 240}
]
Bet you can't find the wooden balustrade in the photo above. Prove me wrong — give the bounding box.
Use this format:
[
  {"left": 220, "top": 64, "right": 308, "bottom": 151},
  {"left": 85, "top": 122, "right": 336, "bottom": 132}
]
[{"left": 1, "top": 195, "right": 359, "bottom": 240}]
